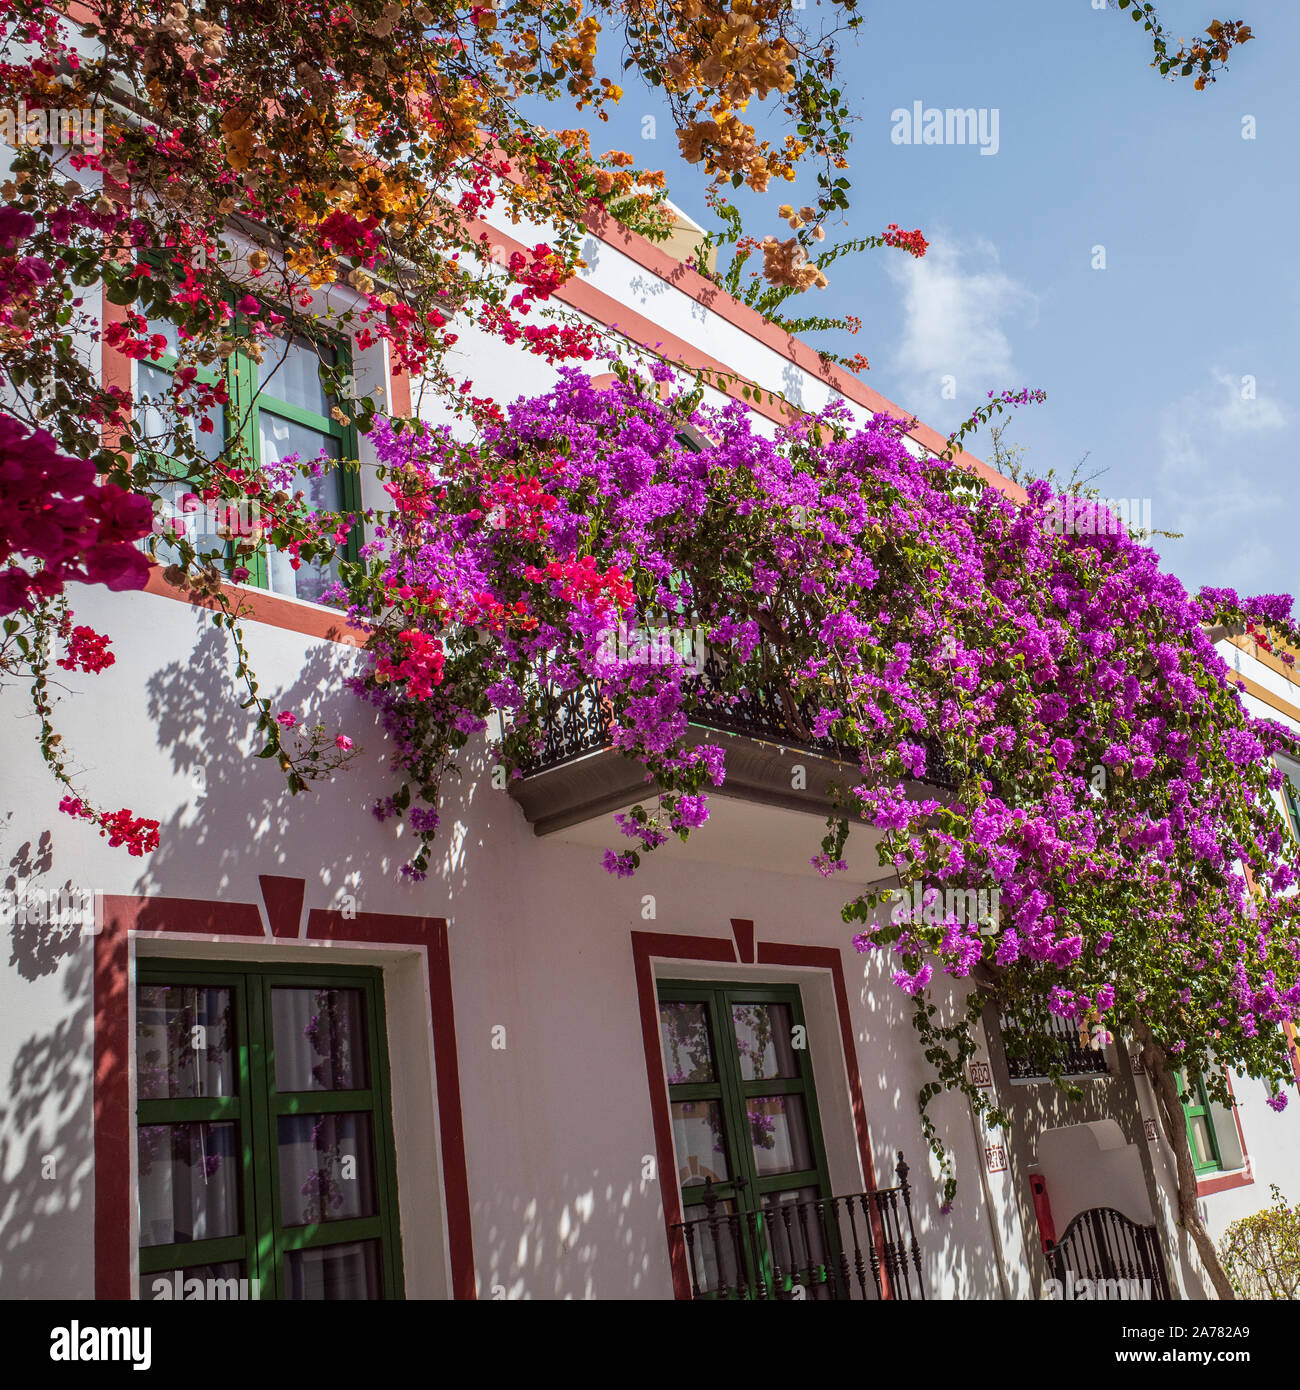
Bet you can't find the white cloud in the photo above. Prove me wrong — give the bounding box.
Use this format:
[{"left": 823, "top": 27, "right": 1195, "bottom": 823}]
[
  {"left": 1208, "top": 367, "right": 1286, "bottom": 433},
  {"left": 884, "top": 230, "right": 1037, "bottom": 412},
  {"left": 1152, "top": 367, "right": 1287, "bottom": 589}
]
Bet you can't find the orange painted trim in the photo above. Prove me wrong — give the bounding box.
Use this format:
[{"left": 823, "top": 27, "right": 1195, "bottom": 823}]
[
  {"left": 1227, "top": 671, "right": 1300, "bottom": 727},
  {"left": 582, "top": 208, "right": 1003, "bottom": 469},
  {"left": 142, "top": 563, "right": 370, "bottom": 646},
  {"left": 1227, "top": 634, "right": 1300, "bottom": 691},
  {"left": 1285, "top": 1021, "right": 1300, "bottom": 1085},
  {"left": 387, "top": 340, "right": 412, "bottom": 417},
  {"left": 468, "top": 213, "right": 1024, "bottom": 500}
]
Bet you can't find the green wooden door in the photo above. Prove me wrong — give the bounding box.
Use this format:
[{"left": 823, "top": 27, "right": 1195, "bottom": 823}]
[{"left": 657, "top": 980, "right": 833, "bottom": 1295}]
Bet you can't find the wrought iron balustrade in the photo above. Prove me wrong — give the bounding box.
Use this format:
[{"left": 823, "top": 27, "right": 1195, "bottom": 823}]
[
  {"left": 1000, "top": 1007, "right": 1111, "bottom": 1081},
  {"left": 522, "top": 655, "right": 966, "bottom": 789},
  {"left": 671, "top": 1152, "right": 926, "bottom": 1301}
]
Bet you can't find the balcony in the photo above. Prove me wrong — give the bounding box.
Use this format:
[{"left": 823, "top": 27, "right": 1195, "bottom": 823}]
[
  {"left": 1000, "top": 1008, "right": 1111, "bottom": 1082},
  {"left": 671, "top": 1153, "right": 927, "bottom": 1300},
  {"left": 509, "top": 650, "right": 966, "bottom": 838}
]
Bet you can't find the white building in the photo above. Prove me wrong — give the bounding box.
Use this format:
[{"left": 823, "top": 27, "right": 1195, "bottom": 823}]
[{"left": 2, "top": 195, "right": 1295, "bottom": 1302}]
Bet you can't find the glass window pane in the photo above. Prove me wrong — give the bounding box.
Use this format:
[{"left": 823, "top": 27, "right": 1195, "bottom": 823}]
[
  {"left": 277, "top": 1112, "right": 377, "bottom": 1227},
  {"left": 659, "top": 1001, "right": 716, "bottom": 1083},
  {"left": 137, "top": 985, "right": 235, "bottom": 1101},
  {"left": 272, "top": 987, "right": 369, "bottom": 1092},
  {"left": 260, "top": 338, "right": 335, "bottom": 418},
  {"left": 143, "top": 1262, "right": 254, "bottom": 1301},
  {"left": 1189, "top": 1114, "right": 1217, "bottom": 1168},
  {"left": 284, "top": 1239, "right": 382, "bottom": 1300},
  {"left": 145, "top": 317, "right": 183, "bottom": 360},
  {"left": 259, "top": 414, "right": 343, "bottom": 604},
  {"left": 137, "top": 1122, "right": 241, "bottom": 1247},
  {"left": 258, "top": 411, "right": 340, "bottom": 477},
  {"left": 137, "top": 361, "right": 225, "bottom": 468},
  {"left": 671, "top": 1099, "right": 729, "bottom": 1188},
  {"left": 147, "top": 481, "right": 234, "bottom": 570},
  {"left": 748, "top": 1094, "right": 814, "bottom": 1176},
  {"left": 732, "top": 1001, "right": 798, "bottom": 1080}
]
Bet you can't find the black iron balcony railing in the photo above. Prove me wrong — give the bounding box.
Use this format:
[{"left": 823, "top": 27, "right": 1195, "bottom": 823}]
[
  {"left": 1001, "top": 1008, "right": 1111, "bottom": 1081},
  {"left": 523, "top": 651, "right": 966, "bottom": 789},
  {"left": 671, "top": 1152, "right": 927, "bottom": 1301}
]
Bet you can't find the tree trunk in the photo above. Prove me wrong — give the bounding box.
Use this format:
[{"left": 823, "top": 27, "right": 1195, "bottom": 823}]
[{"left": 1135, "top": 1022, "right": 1237, "bottom": 1300}]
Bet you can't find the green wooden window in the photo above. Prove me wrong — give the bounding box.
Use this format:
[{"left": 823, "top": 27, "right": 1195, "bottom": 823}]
[
  {"left": 136, "top": 960, "right": 403, "bottom": 1300},
  {"left": 1179, "top": 1072, "right": 1223, "bottom": 1176},
  {"left": 658, "top": 979, "right": 833, "bottom": 1292},
  {"left": 137, "top": 317, "right": 361, "bottom": 605},
  {"left": 1278, "top": 757, "right": 1300, "bottom": 842}
]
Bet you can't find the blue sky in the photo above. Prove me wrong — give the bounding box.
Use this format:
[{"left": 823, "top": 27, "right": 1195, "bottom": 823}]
[{"left": 580, "top": 0, "right": 1298, "bottom": 603}]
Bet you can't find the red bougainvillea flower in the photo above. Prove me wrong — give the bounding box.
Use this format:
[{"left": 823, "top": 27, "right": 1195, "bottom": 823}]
[
  {"left": 57, "top": 625, "right": 115, "bottom": 674},
  {"left": 58, "top": 795, "right": 159, "bottom": 856},
  {"left": 882, "top": 223, "right": 929, "bottom": 257}
]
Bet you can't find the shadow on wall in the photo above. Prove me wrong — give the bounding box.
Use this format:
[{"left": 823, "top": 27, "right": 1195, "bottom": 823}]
[
  {"left": 0, "top": 838, "right": 94, "bottom": 1294},
  {"left": 855, "top": 952, "right": 1009, "bottom": 1300},
  {"left": 132, "top": 604, "right": 507, "bottom": 913},
  {"left": 0, "top": 601, "right": 497, "bottom": 1297},
  {"left": 474, "top": 1172, "right": 669, "bottom": 1300}
]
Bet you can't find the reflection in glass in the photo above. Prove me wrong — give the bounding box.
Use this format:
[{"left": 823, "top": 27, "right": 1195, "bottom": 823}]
[
  {"left": 671, "top": 1099, "right": 729, "bottom": 1187},
  {"left": 137, "top": 985, "right": 235, "bottom": 1101},
  {"left": 659, "top": 1002, "right": 715, "bottom": 1084},
  {"left": 284, "top": 1239, "right": 382, "bottom": 1300},
  {"left": 1190, "top": 1114, "right": 1217, "bottom": 1168},
  {"left": 272, "top": 987, "right": 368, "bottom": 1092},
  {"left": 137, "top": 1122, "right": 240, "bottom": 1247},
  {"left": 748, "top": 1094, "right": 814, "bottom": 1176},
  {"left": 277, "top": 1112, "right": 376, "bottom": 1227},
  {"left": 260, "top": 338, "right": 334, "bottom": 417},
  {"left": 259, "top": 413, "right": 343, "bottom": 603},
  {"left": 687, "top": 1197, "right": 736, "bottom": 1291},
  {"left": 137, "top": 361, "right": 225, "bottom": 463},
  {"left": 732, "top": 1002, "right": 798, "bottom": 1080}
]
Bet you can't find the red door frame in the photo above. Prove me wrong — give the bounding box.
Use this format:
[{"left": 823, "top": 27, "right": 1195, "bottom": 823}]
[
  {"left": 633, "top": 920, "right": 886, "bottom": 1299},
  {"left": 93, "top": 876, "right": 476, "bottom": 1299}
]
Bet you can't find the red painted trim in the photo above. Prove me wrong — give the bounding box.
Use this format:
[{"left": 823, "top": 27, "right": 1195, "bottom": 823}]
[
  {"left": 631, "top": 930, "right": 737, "bottom": 1300},
  {"left": 306, "top": 907, "right": 476, "bottom": 1301},
  {"left": 94, "top": 893, "right": 264, "bottom": 1299},
  {"left": 1196, "top": 1169, "right": 1254, "bottom": 1198},
  {"left": 93, "top": 883, "right": 476, "bottom": 1300},
  {"left": 258, "top": 874, "right": 305, "bottom": 939},
  {"left": 632, "top": 927, "right": 888, "bottom": 1299},
  {"left": 729, "top": 917, "right": 755, "bottom": 964}
]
